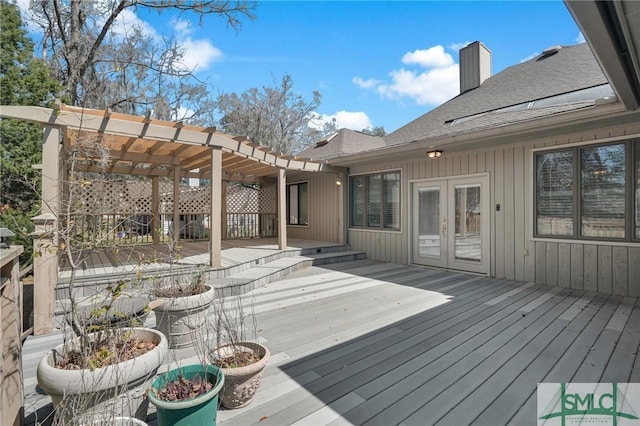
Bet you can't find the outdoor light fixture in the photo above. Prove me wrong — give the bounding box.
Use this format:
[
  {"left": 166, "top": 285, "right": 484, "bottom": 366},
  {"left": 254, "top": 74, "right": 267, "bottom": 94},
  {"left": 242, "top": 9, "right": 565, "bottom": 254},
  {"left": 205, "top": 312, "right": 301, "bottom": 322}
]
[
  {"left": 336, "top": 175, "right": 342, "bottom": 186},
  {"left": 427, "top": 149, "right": 443, "bottom": 159},
  {"left": 0, "top": 227, "right": 15, "bottom": 249}
]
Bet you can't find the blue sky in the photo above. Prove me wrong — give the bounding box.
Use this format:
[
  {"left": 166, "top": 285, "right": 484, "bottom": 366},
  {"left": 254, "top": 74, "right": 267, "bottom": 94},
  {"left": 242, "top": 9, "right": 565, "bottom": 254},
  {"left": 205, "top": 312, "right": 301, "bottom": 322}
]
[{"left": 20, "top": 1, "right": 585, "bottom": 134}]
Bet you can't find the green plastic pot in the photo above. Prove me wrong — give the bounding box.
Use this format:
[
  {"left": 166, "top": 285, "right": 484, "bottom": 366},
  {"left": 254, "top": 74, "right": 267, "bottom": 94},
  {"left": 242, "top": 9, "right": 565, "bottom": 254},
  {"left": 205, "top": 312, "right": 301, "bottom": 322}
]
[{"left": 148, "top": 364, "right": 224, "bottom": 426}]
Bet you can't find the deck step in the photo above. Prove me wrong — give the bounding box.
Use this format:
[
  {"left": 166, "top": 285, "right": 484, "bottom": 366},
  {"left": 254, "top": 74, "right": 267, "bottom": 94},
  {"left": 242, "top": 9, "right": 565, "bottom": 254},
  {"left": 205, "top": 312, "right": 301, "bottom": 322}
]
[
  {"left": 52, "top": 247, "right": 366, "bottom": 323},
  {"left": 215, "top": 250, "right": 367, "bottom": 298}
]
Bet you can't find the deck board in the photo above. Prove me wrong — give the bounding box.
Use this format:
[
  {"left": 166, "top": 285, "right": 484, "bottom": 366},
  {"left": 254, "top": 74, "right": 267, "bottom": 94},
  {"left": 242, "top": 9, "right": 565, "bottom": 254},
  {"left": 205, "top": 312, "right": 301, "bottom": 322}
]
[{"left": 22, "top": 258, "right": 640, "bottom": 426}]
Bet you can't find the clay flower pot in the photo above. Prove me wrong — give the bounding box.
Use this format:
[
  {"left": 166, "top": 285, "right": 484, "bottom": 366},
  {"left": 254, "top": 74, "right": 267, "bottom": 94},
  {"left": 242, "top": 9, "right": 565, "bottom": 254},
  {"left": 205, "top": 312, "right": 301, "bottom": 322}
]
[
  {"left": 151, "top": 284, "right": 215, "bottom": 349},
  {"left": 209, "top": 341, "right": 270, "bottom": 409}
]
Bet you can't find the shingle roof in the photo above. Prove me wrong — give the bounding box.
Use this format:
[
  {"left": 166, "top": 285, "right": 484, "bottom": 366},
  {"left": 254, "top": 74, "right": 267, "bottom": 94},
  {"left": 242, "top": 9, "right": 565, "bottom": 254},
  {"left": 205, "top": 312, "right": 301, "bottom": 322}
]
[
  {"left": 297, "top": 128, "right": 386, "bottom": 160},
  {"left": 385, "top": 43, "right": 609, "bottom": 146}
]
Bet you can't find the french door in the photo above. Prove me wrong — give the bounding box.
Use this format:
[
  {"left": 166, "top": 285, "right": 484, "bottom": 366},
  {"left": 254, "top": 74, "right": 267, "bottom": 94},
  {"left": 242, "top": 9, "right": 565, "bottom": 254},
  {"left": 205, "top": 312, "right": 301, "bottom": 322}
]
[{"left": 412, "top": 175, "right": 490, "bottom": 274}]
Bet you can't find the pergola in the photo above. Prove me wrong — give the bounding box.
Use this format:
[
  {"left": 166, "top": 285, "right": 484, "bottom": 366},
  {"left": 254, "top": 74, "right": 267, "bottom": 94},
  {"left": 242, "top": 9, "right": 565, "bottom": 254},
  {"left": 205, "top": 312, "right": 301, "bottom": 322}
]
[{"left": 0, "top": 102, "right": 330, "bottom": 267}]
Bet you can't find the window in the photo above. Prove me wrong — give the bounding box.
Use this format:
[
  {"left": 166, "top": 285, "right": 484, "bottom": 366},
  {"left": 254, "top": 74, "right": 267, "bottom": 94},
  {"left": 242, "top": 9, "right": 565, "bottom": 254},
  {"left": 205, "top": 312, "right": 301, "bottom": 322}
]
[
  {"left": 350, "top": 171, "right": 400, "bottom": 230},
  {"left": 534, "top": 140, "right": 639, "bottom": 241},
  {"left": 287, "top": 182, "right": 308, "bottom": 225}
]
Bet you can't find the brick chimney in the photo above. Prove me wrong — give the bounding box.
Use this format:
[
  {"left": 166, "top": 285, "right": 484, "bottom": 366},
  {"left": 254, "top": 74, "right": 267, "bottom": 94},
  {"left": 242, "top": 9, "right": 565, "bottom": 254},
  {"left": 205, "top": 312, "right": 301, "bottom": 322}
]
[{"left": 459, "top": 41, "right": 492, "bottom": 93}]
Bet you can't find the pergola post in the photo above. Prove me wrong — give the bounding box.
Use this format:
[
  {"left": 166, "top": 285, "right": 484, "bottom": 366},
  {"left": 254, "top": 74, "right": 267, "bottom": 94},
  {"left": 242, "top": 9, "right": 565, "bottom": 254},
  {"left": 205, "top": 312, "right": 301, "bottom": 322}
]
[
  {"left": 152, "top": 176, "right": 160, "bottom": 245},
  {"left": 210, "top": 147, "right": 222, "bottom": 267},
  {"left": 277, "top": 168, "right": 287, "bottom": 250},
  {"left": 173, "top": 166, "right": 180, "bottom": 242},
  {"left": 31, "top": 125, "right": 61, "bottom": 335}
]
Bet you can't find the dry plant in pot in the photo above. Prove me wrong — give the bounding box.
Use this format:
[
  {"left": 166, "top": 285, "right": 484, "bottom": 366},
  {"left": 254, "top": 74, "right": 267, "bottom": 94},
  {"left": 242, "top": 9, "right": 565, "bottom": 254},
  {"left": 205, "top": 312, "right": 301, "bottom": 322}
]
[
  {"left": 149, "top": 263, "right": 216, "bottom": 350},
  {"left": 147, "top": 363, "right": 224, "bottom": 426},
  {"left": 34, "top": 133, "right": 168, "bottom": 424},
  {"left": 208, "top": 288, "right": 270, "bottom": 409}
]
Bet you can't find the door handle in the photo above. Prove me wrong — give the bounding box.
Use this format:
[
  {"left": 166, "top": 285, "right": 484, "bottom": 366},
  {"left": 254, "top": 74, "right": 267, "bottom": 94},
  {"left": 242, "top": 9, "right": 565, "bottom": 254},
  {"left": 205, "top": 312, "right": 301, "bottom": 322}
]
[{"left": 441, "top": 218, "right": 447, "bottom": 238}]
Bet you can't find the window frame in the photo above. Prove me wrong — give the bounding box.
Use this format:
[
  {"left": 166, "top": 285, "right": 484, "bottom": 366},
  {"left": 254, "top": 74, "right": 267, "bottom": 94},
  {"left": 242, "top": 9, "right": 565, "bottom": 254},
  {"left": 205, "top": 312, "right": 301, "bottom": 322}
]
[
  {"left": 533, "top": 139, "right": 639, "bottom": 242},
  {"left": 349, "top": 170, "right": 401, "bottom": 231},
  {"left": 286, "top": 181, "right": 309, "bottom": 226}
]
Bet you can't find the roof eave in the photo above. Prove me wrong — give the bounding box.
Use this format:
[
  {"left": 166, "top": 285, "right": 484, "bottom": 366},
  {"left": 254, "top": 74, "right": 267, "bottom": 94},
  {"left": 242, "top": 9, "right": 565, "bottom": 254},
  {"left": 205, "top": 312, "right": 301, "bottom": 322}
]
[
  {"left": 325, "top": 102, "right": 632, "bottom": 166},
  {"left": 565, "top": 0, "right": 640, "bottom": 110}
]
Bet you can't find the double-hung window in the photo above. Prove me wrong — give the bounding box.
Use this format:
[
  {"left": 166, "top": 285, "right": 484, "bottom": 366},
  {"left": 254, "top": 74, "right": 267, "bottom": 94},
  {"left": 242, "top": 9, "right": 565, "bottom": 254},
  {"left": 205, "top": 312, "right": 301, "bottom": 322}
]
[
  {"left": 350, "top": 171, "right": 400, "bottom": 230},
  {"left": 287, "top": 182, "right": 309, "bottom": 225},
  {"left": 534, "top": 139, "right": 639, "bottom": 241}
]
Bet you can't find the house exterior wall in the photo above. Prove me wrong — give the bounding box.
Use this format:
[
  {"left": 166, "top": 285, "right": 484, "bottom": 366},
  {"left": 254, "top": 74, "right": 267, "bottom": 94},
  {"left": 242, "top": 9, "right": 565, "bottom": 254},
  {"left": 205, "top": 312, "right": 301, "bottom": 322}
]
[
  {"left": 286, "top": 171, "right": 344, "bottom": 244},
  {"left": 341, "top": 120, "right": 640, "bottom": 297}
]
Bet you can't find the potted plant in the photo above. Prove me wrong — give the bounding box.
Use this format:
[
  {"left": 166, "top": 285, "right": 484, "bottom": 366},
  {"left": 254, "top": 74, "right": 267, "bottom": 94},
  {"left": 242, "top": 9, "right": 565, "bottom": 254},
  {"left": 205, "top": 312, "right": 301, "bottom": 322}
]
[
  {"left": 208, "top": 341, "right": 269, "bottom": 409},
  {"left": 37, "top": 327, "right": 168, "bottom": 423},
  {"left": 148, "top": 364, "right": 224, "bottom": 426},
  {"left": 208, "top": 289, "right": 270, "bottom": 409},
  {"left": 149, "top": 266, "right": 216, "bottom": 349},
  {"left": 34, "top": 134, "right": 169, "bottom": 423}
]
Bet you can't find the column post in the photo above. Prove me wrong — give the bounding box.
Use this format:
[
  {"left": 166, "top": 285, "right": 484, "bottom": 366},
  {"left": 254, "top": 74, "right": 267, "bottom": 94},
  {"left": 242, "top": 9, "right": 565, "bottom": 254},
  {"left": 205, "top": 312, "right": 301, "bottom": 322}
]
[
  {"left": 277, "top": 169, "right": 287, "bottom": 250},
  {"left": 210, "top": 148, "right": 222, "bottom": 267}
]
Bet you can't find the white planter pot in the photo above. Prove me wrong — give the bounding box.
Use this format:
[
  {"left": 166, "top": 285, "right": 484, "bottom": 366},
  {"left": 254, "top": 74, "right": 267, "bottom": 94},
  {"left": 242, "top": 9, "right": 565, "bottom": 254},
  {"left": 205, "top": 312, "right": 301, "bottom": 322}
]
[
  {"left": 37, "top": 328, "right": 168, "bottom": 424},
  {"left": 209, "top": 342, "right": 270, "bottom": 409},
  {"left": 81, "top": 416, "right": 149, "bottom": 425},
  {"left": 151, "top": 285, "right": 215, "bottom": 349}
]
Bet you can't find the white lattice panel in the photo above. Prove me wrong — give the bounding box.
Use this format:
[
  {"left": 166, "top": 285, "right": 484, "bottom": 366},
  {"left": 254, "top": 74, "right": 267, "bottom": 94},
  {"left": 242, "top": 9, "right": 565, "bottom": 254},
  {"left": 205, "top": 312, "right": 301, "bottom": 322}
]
[
  {"left": 179, "top": 186, "right": 211, "bottom": 214},
  {"left": 73, "top": 175, "right": 153, "bottom": 214},
  {"left": 159, "top": 181, "right": 173, "bottom": 214},
  {"left": 259, "top": 183, "right": 277, "bottom": 214},
  {"left": 74, "top": 176, "right": 275, "bottom": 216}
]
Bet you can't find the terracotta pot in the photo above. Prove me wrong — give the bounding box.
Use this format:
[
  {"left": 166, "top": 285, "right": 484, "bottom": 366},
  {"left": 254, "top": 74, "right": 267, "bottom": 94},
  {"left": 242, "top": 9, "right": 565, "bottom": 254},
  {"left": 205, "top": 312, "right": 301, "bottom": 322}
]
[
  {"left": 36, "top": 328, "right": 168, "bottom": 424},
  {"left": 209, "top": 342, "right": 270, "bottom": 409},
  {"left": 151, "top": 284, "right": 215, "bottom": 349}
]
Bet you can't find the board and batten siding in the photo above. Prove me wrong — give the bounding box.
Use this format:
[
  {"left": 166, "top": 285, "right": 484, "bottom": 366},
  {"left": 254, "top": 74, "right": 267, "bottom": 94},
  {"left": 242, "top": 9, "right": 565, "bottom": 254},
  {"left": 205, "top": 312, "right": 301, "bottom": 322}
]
[
  {"left": 343, "top": 120, "right": 640, "bottom": 297},
  {"left": 286, "top": 171, "right": 344, "bottom": 244}
]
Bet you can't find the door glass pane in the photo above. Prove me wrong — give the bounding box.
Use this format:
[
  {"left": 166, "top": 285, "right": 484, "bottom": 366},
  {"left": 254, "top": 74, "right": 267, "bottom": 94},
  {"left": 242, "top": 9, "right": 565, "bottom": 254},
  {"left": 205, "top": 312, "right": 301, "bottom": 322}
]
[
  {"left": 418, "top": 187, "right": 440, "bottom": 257},
  {"left": 536, "top": 151, "right": 574, "bottom": 236},
  {"left": 581, "top": 144, "right": 625, "bottom": 238},
  {"left": 454, "top": 184, "right": 481, "bottom": 262}
]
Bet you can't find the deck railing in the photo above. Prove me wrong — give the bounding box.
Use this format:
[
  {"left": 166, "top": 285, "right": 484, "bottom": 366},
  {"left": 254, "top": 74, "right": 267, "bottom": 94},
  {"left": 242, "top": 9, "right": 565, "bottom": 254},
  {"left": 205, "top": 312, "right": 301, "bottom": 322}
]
[
  {"left": 226, "top": 213, "right": 277, "bottom": 239},
  {"left": 0, "top": 245, "right": 24, "bottom": 426}
]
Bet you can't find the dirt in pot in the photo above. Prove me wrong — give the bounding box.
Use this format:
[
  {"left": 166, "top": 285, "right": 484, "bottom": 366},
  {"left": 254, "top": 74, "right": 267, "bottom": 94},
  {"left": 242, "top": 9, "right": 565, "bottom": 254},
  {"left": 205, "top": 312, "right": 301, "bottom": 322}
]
[
  {"left": 55, "top": 335, "right": 157, "bottom": 370},
  {"left": 212, "top": 351, "right": 262, "bottom": 369},
  {"left": 154, "top": 374, "right": 215, "bottom": 401}
]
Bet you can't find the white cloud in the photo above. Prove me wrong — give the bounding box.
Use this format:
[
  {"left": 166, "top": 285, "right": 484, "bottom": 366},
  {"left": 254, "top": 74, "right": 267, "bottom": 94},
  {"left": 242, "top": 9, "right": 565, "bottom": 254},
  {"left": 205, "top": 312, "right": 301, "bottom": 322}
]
[
  {"left": 376, "top": 65, "right": 460, "bottom": 105},
  {"left": 402, "top": 45, "right": 454, "bottom": 68},
  {"left": 353, "top": 76, "right": 381, "bottom": 89},
  {"left": 448, "top": 41, "right": 472, "bottom": 52},
  {"left": 172, "top": 19, "right": 191, "bottom": 37},
  {"left": 166, "top": 18, "right": 223, "bottom": 72},
  {"left": 520, "top": 51, "right": 540, "bottom": 63},
  {"left": 178, "top": 38, "right": 223, "bottom": 72},
  {"left": 111, "top": 9, "right": 160, "bottom": 40},
  {"left": 576, "top": 32, "right": 586, "bottom": 44},
  {"left": 355, "top": 44, "right": 460, "bottom": 106},
  {"left": 310, "top": 111, "right": 372, "bottom": 132}
]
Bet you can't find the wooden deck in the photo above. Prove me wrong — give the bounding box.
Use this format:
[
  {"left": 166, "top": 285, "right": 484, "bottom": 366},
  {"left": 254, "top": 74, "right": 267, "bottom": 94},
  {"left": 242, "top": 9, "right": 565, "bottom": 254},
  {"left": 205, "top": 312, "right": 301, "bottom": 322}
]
[
  {"left": 59, "top": 238, "right": 342, "bottom": 278},
  {"left": 23, "top": 259, "right": 640, "bottom": 425}
]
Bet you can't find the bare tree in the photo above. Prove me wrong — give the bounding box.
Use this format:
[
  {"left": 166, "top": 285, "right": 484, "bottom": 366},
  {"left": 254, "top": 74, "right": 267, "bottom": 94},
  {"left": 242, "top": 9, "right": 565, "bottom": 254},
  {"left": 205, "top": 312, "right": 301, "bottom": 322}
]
[
  {"left": 27, "top": 0, "right": 256, "bottom": 119},
  {"left": 216, "top": 74, "right": 327, "bottom": 154}
]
